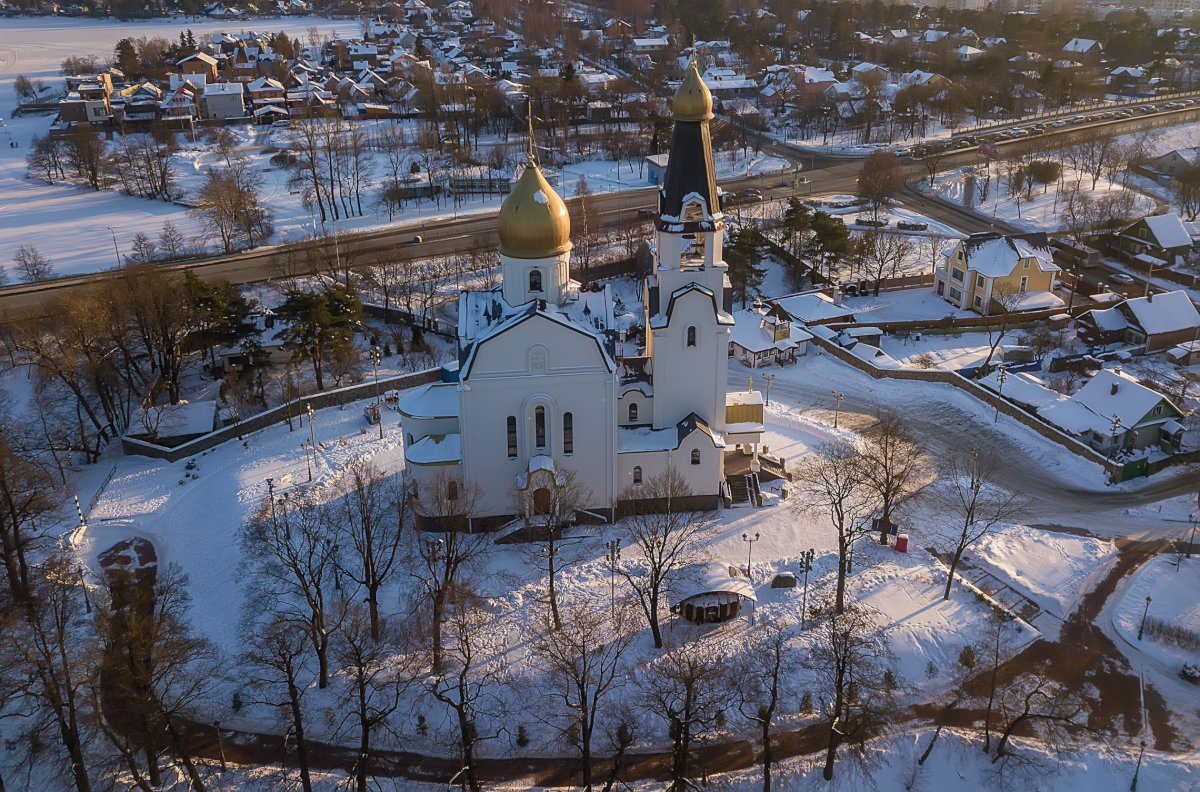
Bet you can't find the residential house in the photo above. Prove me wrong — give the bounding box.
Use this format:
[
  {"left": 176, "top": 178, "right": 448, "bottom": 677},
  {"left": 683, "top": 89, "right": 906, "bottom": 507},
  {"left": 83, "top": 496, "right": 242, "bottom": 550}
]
[
  {"left": 159, "top": 83, "right": 200, "bottom": 126},
  {"left": 1148, "top": 147, "right": 1200, "bottom": 178},
  {"left": 202, "top": 82, "right": 246, "bottom": 120},
  {"left": 1114, "top": 212, "right": 1195, "bottom": 268},
  {"left": 247, "top": 76, "right": 287, "bottom": 109},
  {"left": 728, "top": 306, "right": 810, "bottom": 367},
  {"left": 111, "top": 82, "right": 164, "bottom": 126},
  {"left": 1076, "top": 290, "right": 1200, "bottom": 353},
  {"left": 1061, "top": 37, "right": 1104, "bottom": 61},
  {"left": 1039, "top": 368, "right": 1186, "bottom": 454},
  {"left": 178, "top": 51, "right": 220, "bottom": 82},
  {"left": 770, "top": 291, "right": 856, "bottom": 325},
  {"left": 1108, "top": 66, "right": 1152, "bottom": 96},
  {"left": 934, "top": 232, "right": 1063, "bottom": 315}
]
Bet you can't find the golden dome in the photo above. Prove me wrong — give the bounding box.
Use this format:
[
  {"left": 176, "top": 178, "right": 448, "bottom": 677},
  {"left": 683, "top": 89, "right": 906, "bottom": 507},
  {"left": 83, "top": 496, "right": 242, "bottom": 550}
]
[
  {"left": 673, "top": 61, "right": 713, "bottom": 122},
  {"left": 498, "top": 160, "right": 572, "bottom": 259}
]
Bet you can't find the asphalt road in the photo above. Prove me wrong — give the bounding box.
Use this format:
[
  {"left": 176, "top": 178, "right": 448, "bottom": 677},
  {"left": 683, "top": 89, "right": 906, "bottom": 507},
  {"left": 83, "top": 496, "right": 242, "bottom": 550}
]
[
  {"left": 766, "top": 366, "right": 1198, "bottom": 540},
  {"left": 4, "top": 105, "right": 1199, "bottom": 320}
]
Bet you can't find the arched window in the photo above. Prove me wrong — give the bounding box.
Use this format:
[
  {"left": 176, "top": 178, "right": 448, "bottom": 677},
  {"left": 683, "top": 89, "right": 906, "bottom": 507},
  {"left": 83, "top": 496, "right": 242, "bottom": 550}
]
[
  {"left": 563, "top": 412, "right": 574, "bottom": 454},
  {"left": 447, "top": 480, "right": 458, "bottom": 501},
  {"left": 691, "top": 449, "right": 701, "bottom": 466},
  {"left": 633, "top": 466, "right": 643, "bottom": 485},
  {"left": 529, "top": 269, "right": 543, "bottom": 292},
  {"left": 506, "top": 416, "right": 517, "bottom": 457},
  {"left": 687, "top": 326, "right": 697, "bottom": 347},
  {"left": 628, "top": 402, "right": 638, "bottom": 423},
  {"left": 535, "top": 406, "right": 546, "bottom": 449}
]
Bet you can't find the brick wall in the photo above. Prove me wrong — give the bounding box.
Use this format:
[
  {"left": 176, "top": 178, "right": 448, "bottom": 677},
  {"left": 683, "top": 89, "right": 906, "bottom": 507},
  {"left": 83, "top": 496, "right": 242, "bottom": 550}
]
[{"left": 122, "top": 368, "right": 442, "bottom": 463}]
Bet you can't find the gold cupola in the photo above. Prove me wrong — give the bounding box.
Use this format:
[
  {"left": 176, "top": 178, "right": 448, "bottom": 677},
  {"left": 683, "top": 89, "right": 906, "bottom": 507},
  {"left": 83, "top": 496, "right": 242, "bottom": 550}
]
[
  {"left": 497, "top": 159, "right": 572, "bottom": 259},
  {"left": 672, "top": 60, "right": 713, "bottom": 122}
]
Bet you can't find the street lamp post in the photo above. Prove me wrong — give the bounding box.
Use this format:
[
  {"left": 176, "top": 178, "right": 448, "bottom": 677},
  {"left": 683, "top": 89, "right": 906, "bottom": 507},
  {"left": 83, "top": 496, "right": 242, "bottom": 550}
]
[
  {"left": 106, "top": 226, "right": 121, "bottom": 269},
  {"left": 1110, "top": 415, "right": 1123, "bottom": 460},
  {"left": 1138, "top": 595, "right": 1152, "bottom": 641},
  {"left": 800, "top": 548, "right": 815, "bottom": 630},
  {"left": 370, "top": 345, "right": 383, "bottom": 440},
  {"left": 214, "top": 722, "right": 226, "bottom": 771},
  {"left": 306, "top": 403, "right": 316, "bottom": 479},
  {"left": 832, "top": 391, "right": 845, "bottom": 428},
  {"left": 761, "top": 372, "right": 775, "bottom": 406},
  {"left": 1131, "top": 739, "right": 1147, "bottom": 792},
  {"left": 742, "top": 532, "right": 760, "bottom": 582},
  {"left": 78, "top": 566, "right": 91, "bottom": 614},
  {"left": 994, "top": 367, "right": 1008, "bottom": 423},
  {"left": 1187, "top": 513, "right": 1198, "bottom": 560}
]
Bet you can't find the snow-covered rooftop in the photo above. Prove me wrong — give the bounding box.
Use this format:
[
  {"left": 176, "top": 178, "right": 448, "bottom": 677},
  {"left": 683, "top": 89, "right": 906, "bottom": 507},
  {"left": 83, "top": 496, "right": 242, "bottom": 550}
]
[
  {"left": 396, "top": 382, "right": 458, "bottom": 419},
  {"left": 405, "top": 433, "right": 462, "bottom": 464},
  {"left": 1122, "top": 290, "right": 1200, "bottom": 336}
]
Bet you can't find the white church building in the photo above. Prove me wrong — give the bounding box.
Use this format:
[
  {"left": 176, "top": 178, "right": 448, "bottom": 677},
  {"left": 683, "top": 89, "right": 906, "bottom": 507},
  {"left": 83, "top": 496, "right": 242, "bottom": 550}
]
[{"left": 398, "top": 63, "right": 765, "bottom": 528}]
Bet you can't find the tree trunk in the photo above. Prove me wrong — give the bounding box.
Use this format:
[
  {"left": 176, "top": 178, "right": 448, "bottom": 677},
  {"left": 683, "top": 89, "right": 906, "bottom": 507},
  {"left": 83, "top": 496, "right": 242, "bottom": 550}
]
[
  {"left": 287, "top": 678, "right": 313, "bottom": 792},
  {"left": 822, "top": 724, "right": 840, "bottom": 781},
  {"left": 761, "top": 719, "right": 773, "bottom": 792},
  {"left": 431, "top": 591, "right": 445, "bottom": 673},
  {"left": 166, "top": 721, "right": 206, "bottom": 791},
  {"left": 944, "top": 547, "right": 964, "bottom": 601}
]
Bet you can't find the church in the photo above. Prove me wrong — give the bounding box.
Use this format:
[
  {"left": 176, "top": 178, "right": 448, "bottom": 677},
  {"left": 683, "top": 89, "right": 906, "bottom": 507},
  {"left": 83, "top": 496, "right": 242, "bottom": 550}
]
[{"left": 398, "top": 62, "right": 765, "bottom": 527}]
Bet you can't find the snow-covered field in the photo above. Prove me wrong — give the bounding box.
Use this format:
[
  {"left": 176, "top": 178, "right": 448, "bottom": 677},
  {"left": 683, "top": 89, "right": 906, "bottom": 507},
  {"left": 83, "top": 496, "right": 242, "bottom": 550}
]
[{"left": 922, "top": 163, "right": 1156, "bottom": 233}]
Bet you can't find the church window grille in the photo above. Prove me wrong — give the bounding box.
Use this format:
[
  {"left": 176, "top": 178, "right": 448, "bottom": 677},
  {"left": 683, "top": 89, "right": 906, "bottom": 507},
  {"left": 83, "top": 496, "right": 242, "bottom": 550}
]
[
  {"left": 633, "top": 466, "right": 642, "bottom": 485},
  {"left": 535, "top": 406, "right": 546, "bottom": 449},
  {"left": 563, "top": 412, "right": 574, "bottom": 454},
  {"left": 691, "top": 449, "right": 701, "bottom": 465},
  {"left": 506, "top": 416, "right": 517, "bottom": 457},
  {"left": 687, "top": 326, "right": 697, "bottom": 347},
  {"left": 628, "top": 403, "right": 638, "bottom": 422},
  {"left": 529, "top": 269, "right": 543, "bottom": 292}
]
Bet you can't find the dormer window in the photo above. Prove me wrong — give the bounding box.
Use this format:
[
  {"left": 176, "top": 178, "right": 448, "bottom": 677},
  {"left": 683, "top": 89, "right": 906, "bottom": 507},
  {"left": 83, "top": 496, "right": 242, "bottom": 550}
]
[{"left": 529, "top": 269, "right": 543, "bottom": 292}]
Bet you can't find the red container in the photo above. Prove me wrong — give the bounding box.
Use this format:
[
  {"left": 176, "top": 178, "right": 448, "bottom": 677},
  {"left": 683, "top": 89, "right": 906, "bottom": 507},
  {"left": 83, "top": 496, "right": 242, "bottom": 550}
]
[{"left": 895, "top": 533, "right": 909, "bottom": 553}]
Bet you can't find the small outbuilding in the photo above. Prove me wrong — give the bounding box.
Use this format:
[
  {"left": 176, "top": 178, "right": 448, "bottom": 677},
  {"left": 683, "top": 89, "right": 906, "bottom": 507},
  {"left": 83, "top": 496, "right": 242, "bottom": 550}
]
[{"left": 671, "top": 562, "right": 757, "bottom": 624}]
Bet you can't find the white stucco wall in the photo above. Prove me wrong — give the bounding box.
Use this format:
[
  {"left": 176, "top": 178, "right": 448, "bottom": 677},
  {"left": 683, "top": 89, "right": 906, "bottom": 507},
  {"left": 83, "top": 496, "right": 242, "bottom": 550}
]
[
  {"left": 459, "top": 313, "right": 617, "bottom": 517},
  {"left": 649, "top": 289, "right": 730, "bottom": 432}
]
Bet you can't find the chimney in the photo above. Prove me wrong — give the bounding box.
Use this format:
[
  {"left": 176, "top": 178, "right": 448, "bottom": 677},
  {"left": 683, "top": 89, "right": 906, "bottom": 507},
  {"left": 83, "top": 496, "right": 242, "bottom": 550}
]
[
  {"left": 1147, "top": 290, "right": 1153, "bottom": 303},
  {"left": 1111, "top": 382, "right": 1119, "bottom": 396}
]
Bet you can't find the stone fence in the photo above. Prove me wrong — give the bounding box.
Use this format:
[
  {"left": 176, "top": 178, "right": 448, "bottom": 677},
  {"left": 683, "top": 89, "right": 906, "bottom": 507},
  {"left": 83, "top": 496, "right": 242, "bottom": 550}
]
[
  {"left": 122, "top": 368, "right": 442, "bottom": 463},
  {"left": 808, "top": 333, "right": 1131, "bottom": 481}
]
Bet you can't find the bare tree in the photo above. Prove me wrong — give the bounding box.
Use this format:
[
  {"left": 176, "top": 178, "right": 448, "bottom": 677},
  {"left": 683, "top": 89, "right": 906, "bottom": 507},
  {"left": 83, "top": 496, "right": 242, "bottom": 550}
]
[
  {"left": 12, "top": 244, "right": 54, "bottom": 282},
  {"left": 617, "top": 468, "right": 714, "bottom": 649},
  {"left": 860, "top": 410, "right": 929, "bottom": 544},
  {"left": 936, "top": 449, "right": 1027, "bottom": 601},
  {"left": 992, "top": 661, "right": 1087, "bottom": 763},
  {"left": 858, "top": 230, "right": 913, "bottom": 295},
  {"left": 792, "top": 441, "right": 874, "bottom": 614},
  {"left": 511, "top": 468, "right": 593, "bottom": 631},
  {"left": 856, "top": 150, "right": 900, "bottom": 222},
  {"left": 411, "top": 470, "right": 487, "bottom": 673},
  {"left": 335, "top": 602, "right": 414, "bottom": 792},
  {"left": 805, "top": 599, "right": 894, "bottom": 781},
  {"left": 979, "top": 286, "right": 1026, "bottom": 371},
  {"left": 531, "top": 596, "right": 637, "bottom": 791},
  {"left": 1, "top": 556, "right": 96, "bottom": 792},
  {"left": 245, "top": 492, "right": 341, "bottom": 688},
  {"left": 735, "top": 621, "right": 801, "bottom": 792},
  {"left": 427, "top": 595, "right": 507, "bottom": 792},
  {"left": 640, "top": 640, "right": 728, "bottom": 792},
  {"left": 0, "top": 428, "right": 57, "bottom": 603},
  {"left": 240, "top": 614, "right": 318, "bottom": 792},
  {"left": 333, "top": 459, "right": 404, "bottom": 640}
]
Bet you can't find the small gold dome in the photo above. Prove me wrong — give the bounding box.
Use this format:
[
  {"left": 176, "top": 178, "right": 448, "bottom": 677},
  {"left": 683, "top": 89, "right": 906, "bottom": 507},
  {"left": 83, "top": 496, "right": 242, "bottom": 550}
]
[
  {"left": 498, "top": 160, "right": 572, "bottom": 259},
  {"left": 673, "top": 61, "right": 713, "bottom": 122}
]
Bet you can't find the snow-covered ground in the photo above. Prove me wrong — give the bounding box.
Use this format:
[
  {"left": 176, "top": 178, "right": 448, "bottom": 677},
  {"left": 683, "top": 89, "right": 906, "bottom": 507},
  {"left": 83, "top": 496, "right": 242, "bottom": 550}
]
[
  {"left": 920, "top": 163, "right": 1156, "bottom": 233},
  {"left": 971, "top": 524, "right": 1117, "bottom": 619},
  {"left": 843, "top": 286, "right": 973, "bottom": 323},
  {"left": 1112, "top": 553, "right": 1200, "bottom": 673}
]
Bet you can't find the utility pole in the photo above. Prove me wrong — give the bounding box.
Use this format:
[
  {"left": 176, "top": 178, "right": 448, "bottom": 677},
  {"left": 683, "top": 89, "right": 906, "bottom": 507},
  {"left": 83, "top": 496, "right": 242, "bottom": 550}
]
[
  {"left": 800, "top": 548, "right": 814, "bottom": 629},
  {"left": 606, "top": 539, "right": 620, "bottom": 620},
  {"left": 760, "top": 372, "right": 775, "bottom": 406},
  {"left": 832, "top": 391, "right": 845, "bottom": 428}
]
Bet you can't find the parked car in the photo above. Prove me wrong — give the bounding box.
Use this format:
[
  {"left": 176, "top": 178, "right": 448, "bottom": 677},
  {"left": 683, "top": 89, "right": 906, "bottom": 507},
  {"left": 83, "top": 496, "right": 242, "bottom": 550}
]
[
  {"left": 855, "top": 217, "right": 888, "bottom": 227},
  {"left": 1109, "top": 272, "right": 1135, "bottom": 285}
]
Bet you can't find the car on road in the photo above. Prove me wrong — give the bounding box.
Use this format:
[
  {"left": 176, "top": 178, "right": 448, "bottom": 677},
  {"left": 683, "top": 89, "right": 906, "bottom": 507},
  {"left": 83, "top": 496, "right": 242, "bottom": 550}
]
[
  {"left": 408, "top": 235, "right": 423, "bottom": 244},
  {"left": 893, "top": 147, "right": 911, "bottom": 157},
  {"left": 1109, "top": 272, "right": 1135, "bottom": 285},
  {"left": 742, "top": 188, "right": 763, "bottom": 201},
  {"left": 1051, "top": 120, "right": 1068, "bottom": 128},
  {"left": 637, "top": 208, "right": 655, "bottom": 217}
]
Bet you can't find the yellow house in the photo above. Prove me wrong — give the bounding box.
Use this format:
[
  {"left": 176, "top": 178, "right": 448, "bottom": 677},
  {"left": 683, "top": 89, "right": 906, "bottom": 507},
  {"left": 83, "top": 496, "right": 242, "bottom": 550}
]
[{"left": 933, "top": 232, "right": 1064, "bottom": 316}]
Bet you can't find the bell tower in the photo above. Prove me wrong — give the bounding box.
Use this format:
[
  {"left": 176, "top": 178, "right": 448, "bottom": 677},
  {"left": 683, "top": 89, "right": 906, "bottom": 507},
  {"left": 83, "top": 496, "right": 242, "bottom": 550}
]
[{"left": 645, "top": 61, "right": 733, "bottom": 432}]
